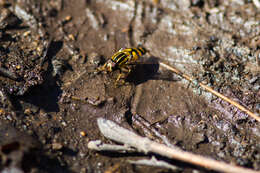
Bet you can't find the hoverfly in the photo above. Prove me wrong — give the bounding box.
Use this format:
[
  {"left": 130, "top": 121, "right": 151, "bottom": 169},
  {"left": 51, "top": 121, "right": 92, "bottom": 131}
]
[{"left": 97, "top": 46, "right": 147, "bottom": 85}]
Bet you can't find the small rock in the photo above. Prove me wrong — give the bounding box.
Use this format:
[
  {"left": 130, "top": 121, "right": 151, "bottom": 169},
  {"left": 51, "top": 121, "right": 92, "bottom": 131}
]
[
  {"left": 85, "top": 8, "right": 99, "bottom": 30},
  {"left": 176, "top": 0, "right": 190, "bottom": 9},
  {"left": 80, "top": 168, "right": 86, "bottom": 173},
  {"left": 192, "top": 133, "right": 206, "bottom": 145},
  {"left": 52, "top": 142, "right": 63, "bottom": 150},
  {"left": 6, "top": 114, "right": 12, "bottom": 120},
  {"left": 61, "top": 121, "right": 67, "bottom": 127},
  {"left": 88, "top": 52, "right": 102, "bottom": 67},
  {"left": 87, "top": 97, "right": 105, "bottom": 106},
  {"left": 79, "top": 152, "right": 86, "bottom": 158},
  {"left": 191, "top": 0, "right": 204, "bottom": 7},
  {"left": 107, "top": 97, "right": 115, "bottom": 104},
  {"left": 52, "top": 59, "right": 66, "bottom": 77},
  {"left": 192, "top": 170, "right": 200, "bottom": 173},
  {"left": 80, "top": 131, "right": 87, "bottom": 137},
  {"left": 217, "top": 151, "right": 226, "bottom": 158},
  {"left": 24, "top": 108, "right": 32, "bottom": 115}
]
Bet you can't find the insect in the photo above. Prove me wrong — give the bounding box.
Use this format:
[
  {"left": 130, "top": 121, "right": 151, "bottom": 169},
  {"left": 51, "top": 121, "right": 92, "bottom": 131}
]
[{"left": 97, "top": 46, "right": 147, "bottom": 85}]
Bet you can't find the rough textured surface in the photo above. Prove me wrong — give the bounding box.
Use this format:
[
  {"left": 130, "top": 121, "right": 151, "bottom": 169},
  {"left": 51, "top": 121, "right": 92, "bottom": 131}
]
[{"left": 0, "top": 0, "right": 259, "bottom": 172}]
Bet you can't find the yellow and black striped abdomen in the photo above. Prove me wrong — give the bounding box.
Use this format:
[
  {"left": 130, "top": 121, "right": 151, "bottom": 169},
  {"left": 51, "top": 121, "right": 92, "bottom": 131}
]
[
  {"left": 122, "top": 47, "right": 146, "bottom": 62},
  {"left": 111, "top": 51, "right": 128, "bottom": 66},
  {"left": 110, "top": 47, "right": 147, "bottom": 67}
]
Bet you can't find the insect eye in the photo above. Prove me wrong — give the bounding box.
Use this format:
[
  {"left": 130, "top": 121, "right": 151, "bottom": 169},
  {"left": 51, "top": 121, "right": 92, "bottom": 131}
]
[
  {"left": 142, "top": 47, "right": 147, "bottom": 54},
  {"left": 138, "top": 47, "right": 147, "bottom": 54}
]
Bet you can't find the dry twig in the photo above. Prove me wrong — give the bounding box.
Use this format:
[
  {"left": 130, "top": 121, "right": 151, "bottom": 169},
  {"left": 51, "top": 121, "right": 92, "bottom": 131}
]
[
  {"left": 128, "top": 156, "right": 181, "bottom": 171},
  {"left": 132, "top": 114, "right": 175, "bottom": 148},
  {"left": 93, "top": 118, "right": 260, "bottom": 173},
  {"left": 159, "top": 62, "right": 260, "bottom": 123},
  {"left": 88, "top": 140, "right": 135, "bottom": 153}
]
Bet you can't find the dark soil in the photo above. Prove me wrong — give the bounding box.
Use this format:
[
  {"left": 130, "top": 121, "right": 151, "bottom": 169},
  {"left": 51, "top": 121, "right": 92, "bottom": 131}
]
[{"left": 0, "top": 0, "right": 259, "bottom": 173}]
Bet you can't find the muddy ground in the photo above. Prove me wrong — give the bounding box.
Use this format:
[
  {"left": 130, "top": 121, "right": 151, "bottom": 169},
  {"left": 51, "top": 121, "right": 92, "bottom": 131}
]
[{"left": 0, "top": 0, "right": 259, "bottom": 173}]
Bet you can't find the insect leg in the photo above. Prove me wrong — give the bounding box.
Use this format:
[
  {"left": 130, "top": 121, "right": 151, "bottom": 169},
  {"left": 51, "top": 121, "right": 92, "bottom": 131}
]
[
  {"left": 115, "top": 66, "right": 132, "bottom": 86},
  {"left": 121, "top": 66, "right": 131, "bottom": 73},
  {"left": 115, "top": 73, "right": 124, "bottom": 86},
  {"left": 96, "top": 64, "right": 107, "bottom": 73}
]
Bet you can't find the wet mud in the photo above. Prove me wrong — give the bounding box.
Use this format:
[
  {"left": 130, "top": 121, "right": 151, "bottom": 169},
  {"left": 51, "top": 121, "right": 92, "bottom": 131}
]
[{"left": 0, "top": 0, "right": 259, "bottom": 173}]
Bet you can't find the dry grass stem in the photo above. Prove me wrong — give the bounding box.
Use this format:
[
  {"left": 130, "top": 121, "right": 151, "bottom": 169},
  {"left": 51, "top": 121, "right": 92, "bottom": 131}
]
[
  {"left": 95, "top": 118, "right": 259, "bottom": 173},
  {"left": 159, "top": 62, "right": 260, "bottom": 123}
]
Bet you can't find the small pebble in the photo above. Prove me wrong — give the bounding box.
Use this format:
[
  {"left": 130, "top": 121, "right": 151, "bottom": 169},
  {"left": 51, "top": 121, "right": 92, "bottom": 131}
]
[
  {"left": 80, "top": 168, "right": 86, "bottom": 173},
  {"left": 80, "top": 131, "right": 87, "bottom": 137},
  {"left": 61, "top": 121, "right": 67, "bottom": 126},
  {"left": 107, "top": 97, "right": 115, "bottom": 104},
  {"left": 79, "top": 152, "right": 86, "bottom": 158},
  {"left": 24, "top": 108, "right": 32, "bottom": 115},
  {"left": 193, "top": 133, "right": 206, "bottom": 145},
  {"left": 52, "top": 142, "right": 63, "bottom": 150},
  {"left": 6, "top": 115, "right": 12, "bottom": 120},
  {"left": 88, "top": 52, "right": 102, "bottom": 67}
]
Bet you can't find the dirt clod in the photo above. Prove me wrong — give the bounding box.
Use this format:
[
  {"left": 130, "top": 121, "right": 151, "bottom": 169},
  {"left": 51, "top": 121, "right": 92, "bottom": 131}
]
[{"left": 0, "top": 0, "right": 259, "bottom": 173}]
